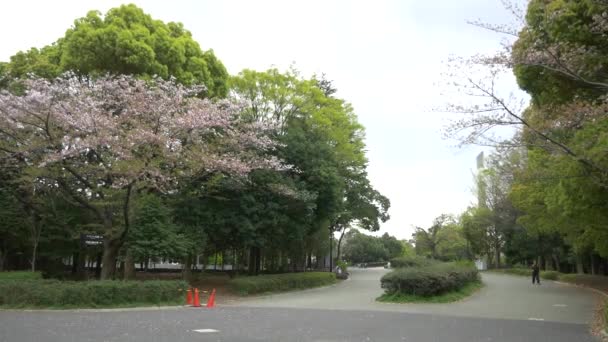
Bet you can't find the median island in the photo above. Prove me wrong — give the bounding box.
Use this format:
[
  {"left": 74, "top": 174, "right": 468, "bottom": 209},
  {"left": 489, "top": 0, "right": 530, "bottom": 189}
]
[{"left": 377, "top": 256, "right": 482, "bottom": 303}]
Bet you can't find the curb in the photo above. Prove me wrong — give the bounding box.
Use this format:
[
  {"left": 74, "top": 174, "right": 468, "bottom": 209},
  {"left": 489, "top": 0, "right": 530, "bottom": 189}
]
[
  {"left": 554, "top": 281, "right": 608, "bottom": 298},
  {"left": 0, "top": 305, "right": 189, "bottom": 313},
  {"left": 555, "top": 281, "right": 608, "bottom": 338}
]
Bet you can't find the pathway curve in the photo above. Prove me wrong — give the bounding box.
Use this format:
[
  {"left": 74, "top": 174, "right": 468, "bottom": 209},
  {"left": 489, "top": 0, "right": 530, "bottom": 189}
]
[{"left": 229, "top": 267, "right": 599, "bottom": 324}]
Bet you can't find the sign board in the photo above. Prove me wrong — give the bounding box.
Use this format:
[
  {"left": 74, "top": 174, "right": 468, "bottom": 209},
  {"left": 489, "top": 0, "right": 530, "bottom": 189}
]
[{"left": 80, "top": 234, "right": 104, "bottom": 247}]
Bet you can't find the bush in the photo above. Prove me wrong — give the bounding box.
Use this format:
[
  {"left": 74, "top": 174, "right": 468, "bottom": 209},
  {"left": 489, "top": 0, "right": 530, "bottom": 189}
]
[
  {"left": 380, "top": 262, "right": 479, "bottom": 296},
  {"left": 390, "top": 256, "right": 438, "bottom": 269},
  {"left": 0, "top": 279, "right": 187, "bottom": 308},
  {"left": 361, "top": 261, "right": 387, "bottom": 268},
  {"left": 492, "top": 268, "right": 562, "bottom": 280},
  {"left": 336, "top": 260, "right": 348, "bottom": 273},
  {"left": 541, "top": 270, "right": 560, "bottom": 280},
  {"left": 0, "top": 271, "right": 43, "bottom": 280},
  {"left": 228, "top": 272, "right": 336, "bottom": 296}
]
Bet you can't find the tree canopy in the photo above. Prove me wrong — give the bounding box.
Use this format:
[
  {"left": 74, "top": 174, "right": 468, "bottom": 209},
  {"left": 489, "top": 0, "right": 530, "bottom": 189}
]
[{"left": 3, "top": 4, "right": 229, "bottom": 97}]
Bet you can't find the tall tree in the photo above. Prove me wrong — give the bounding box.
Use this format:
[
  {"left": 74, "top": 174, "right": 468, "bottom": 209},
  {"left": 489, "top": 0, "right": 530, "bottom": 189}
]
[
  {"left": 3, "top": 4, "right": 229, "bottom": 98},
  {"left": 0, "top": 75, "right": 281, "bottom": 278}
]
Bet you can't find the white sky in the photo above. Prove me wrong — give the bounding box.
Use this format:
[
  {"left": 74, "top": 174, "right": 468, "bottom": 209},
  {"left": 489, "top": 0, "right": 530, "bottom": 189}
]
[{"left": 0, "top": 0, "right": 527, "bottom": 240}]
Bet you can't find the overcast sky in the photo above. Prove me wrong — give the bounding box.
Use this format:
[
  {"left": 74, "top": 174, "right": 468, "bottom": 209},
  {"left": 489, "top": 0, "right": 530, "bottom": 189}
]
[{"left": 0, "top": 0, "right": 527, "bottom": 240}]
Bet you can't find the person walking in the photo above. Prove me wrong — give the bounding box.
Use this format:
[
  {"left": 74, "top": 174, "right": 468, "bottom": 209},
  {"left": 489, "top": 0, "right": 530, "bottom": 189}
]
[{"left": 532, "top": 262, "right": 541, "bottom": 285}]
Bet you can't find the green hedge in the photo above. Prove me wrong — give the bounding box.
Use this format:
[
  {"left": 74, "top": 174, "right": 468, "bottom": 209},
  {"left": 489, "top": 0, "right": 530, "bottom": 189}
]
[
  {"left": 390, "top": 256, "right": 438, "bottom": 269},
  {"left": 228, "top": 272, "right": 336, "bottom": 296},
  {"left": 381, "top": 262, "right": 479, "bottom": 296},
  {"left": 0, "top": 279, "right": 187, "bottom": 308},
  {"left": 0, "top": 271, "right": 43, "bottom": 280},
  {"left": 491, "top": 268, "right": 562, "bottom": 280}
]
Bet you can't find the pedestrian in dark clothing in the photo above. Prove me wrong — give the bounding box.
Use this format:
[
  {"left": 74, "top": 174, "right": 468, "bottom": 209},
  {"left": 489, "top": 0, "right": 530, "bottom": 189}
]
[{"left": 532, "top": 262, "right": 541, "bottom": 285}]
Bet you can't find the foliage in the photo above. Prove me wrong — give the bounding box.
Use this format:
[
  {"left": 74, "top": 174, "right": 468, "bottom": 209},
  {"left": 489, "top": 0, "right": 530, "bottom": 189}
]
[
  {"left": 0, "top": 279, "right": 187, "bottom": 308},
  {"left": 3, "top": 5, "right": 228, "bottom": 97},
  {"left": 227, "top": 272, "right": 336, "bottom": 296},
  {"left": 336, "top": 260, "right": 348, "bottom": 273},
  {"left": 380, "top": 262, "right": 479, "bottom": 297},
  {"left": 0, "top": 6, "right": 389, "bottom": 280},
  {"left": 0, "top": 271, "right": 42, "bottom": 280},
  {"left": 413, "top": 214, "right": 469, "bottom": 261},
  {"left": 128, "top": 194, "right": 190, "bottom": 262},
  {"left": 490, "top": 268, "right": 560, "bottom": 281},
  {"left": 0, "top": 74, "right": 281, "bottom": 279},
  {"left": 390, "top": 255, "right": 437, "bottom": 269},
  {"left": 342, "top": 230, "right": 401, "bottom": 263},
  {"left": 443, "top": 0, "right": 608, "bottom": 274},
  {"left": 377, "top": 280, "right": 483, "bottom": 303},
  {"left": 541, "top": 270, "right": 560, "bottom": 280}
]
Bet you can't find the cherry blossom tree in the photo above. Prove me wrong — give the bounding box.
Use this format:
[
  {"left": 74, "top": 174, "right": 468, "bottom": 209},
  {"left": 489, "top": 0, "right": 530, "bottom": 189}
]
[{"left": 0, "top": 74, "right": 283, "bottom": 278}]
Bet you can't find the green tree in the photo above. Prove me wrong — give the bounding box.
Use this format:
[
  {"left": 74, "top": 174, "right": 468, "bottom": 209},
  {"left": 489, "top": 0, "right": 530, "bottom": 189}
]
[
  {"left": 380, "top": 233, "right": 403, "bottom": 260},
  {"left": 3, "top": 4, "right": 229, "bottom": 97},
  {"left": 342, "top": 230, "right": 389, "bottom": 264}
]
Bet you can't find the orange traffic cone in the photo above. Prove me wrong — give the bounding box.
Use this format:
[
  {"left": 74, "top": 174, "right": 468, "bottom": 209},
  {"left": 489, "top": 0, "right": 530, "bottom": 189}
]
[
  {"left": 193, "top": 288, "right": 201, "bottom": 307},
  {"left": 186, "top": 288, "right": 193, "bottom": 305},
  {"left": 206, "top": 288, "right": 216, "bottom": 308}
]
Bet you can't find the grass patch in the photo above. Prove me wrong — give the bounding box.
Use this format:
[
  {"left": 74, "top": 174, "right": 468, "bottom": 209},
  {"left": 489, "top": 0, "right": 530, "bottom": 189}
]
[
  {"left": 0, "top": 271, "right": 43, "bottom": 280},
  {"left": 228, "top": 272, "right": 336, "bottom": 296},
  {"left": 377, "top": 280, "right": 483, "bottom": 303}
]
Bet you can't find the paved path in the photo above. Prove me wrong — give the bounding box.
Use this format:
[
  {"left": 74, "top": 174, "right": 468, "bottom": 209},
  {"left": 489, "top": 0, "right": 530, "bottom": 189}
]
[
  {"left": 231, "top": 267, "right": 598, "bottom": 324},
  {"left": 0, "top": 268, "right": 600, "bottom": 341},
  {"left": 0, "top": 306, "right": 596, "bottom": 342}
]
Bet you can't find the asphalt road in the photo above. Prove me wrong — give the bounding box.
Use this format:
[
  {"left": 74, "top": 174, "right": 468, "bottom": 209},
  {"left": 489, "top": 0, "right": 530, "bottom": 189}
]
[
  {"left": 0, "top": 306, "right": 595, "bottom": 342},
  {"left": 232, "top": 268, "right": 598, "bottom": 324},
  {"left": 0, "top": 268, "right": 600, "bottom": 342}
]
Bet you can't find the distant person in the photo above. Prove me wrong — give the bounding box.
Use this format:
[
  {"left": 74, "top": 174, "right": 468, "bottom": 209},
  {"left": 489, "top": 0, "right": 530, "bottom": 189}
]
[{"left": 531, "top": 262, "right": 541, "bottom": 285}]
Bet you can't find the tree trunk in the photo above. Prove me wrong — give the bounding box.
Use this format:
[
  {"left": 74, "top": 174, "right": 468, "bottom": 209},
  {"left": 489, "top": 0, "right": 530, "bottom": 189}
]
[
  {"left": 101, "top": 183, "right": 132, "bottom": 280},
  {"left": 29, "top": 211, "right": 42, "bottom": 272},
  {"left": 591, "top": 254, "right": 598, "bottom": 275},
  {"left": 248, "top": 247, "right": 255, "bottom": 275},
  {"left": 552, "top": 254, "right": 560, "bottom": 272},
  {"left": 30, "top": 241, "right": 38, "bottom": 272},
  {"left": 124, "top": 249, "right": 136, "bottom": 280},
  {"left": 336, "top": 226, "right": 347, "bottom": 262},
  {"left": 255, "top": 248, "right": 261, "bottom": 275},
  {"left": 182, "top": 254, "right": 192, "bottom": 281},
  {"left": 494, "top": 246, "right": 501, "bottom": 269},
  {"left": 329, "top": 226, "right": 333, "bottom": 272},
  {"left": 100, "top": 239, "right": 121, "bottom": 280},
  {"left": 576, "top": 254, "right": 584, "bottom": 274},
  {"left": 307, "top": 253, "right": 312, "bottom": 270}
]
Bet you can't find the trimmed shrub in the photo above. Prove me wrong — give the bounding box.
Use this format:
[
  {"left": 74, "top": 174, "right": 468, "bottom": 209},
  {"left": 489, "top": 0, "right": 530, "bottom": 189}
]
[
  {"left": 0, "top": 271, "right": 43, "bottom": 280},
  {"left": 380, "top": 262, "right": 479, "bottom": 296},
  {"left": 491, "top": 268, "right": 563, "bottom": 280},
  {"left": 390, "top": 256, "right": 437, "bottom": 269},
  {"left": 541, "top": 271, "right": 560, "bottom": 280},
  {"left": 0, "top": 279, "right": 187, "bottom": 308},
  {"left": 228, "top": 272, "right": 336, "bottom": 296},
  {"left": 557, "top": 273, "right": 577, "bottom": 282},
  {"left": 361, "top": 261, "right": 387, "bottom": 268}
]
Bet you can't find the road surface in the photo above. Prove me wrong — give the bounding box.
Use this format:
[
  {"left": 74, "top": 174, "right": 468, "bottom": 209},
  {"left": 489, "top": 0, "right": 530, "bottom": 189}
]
[
  {"left": 231, "top": 267, "right": 598, "bottom": 324},
  {"left": 0, "top": 268, "right": 600, "bottom": 342}
]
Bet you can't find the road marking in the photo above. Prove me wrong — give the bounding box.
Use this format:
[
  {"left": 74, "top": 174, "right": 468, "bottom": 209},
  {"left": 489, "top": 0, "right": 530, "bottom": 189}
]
[
  {"left": 528, "top": 318, "right": 545, "bottom": 321},
  {"left": 193, "top": 329, "right": 219, "bottom": 333},
  {"left": 552, "top": 304, "right": 567, "bottom": 307}
]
